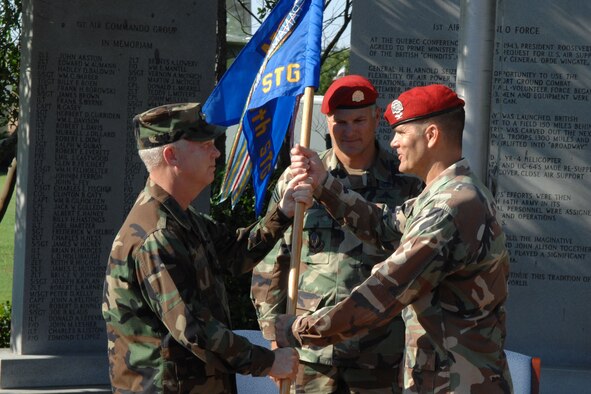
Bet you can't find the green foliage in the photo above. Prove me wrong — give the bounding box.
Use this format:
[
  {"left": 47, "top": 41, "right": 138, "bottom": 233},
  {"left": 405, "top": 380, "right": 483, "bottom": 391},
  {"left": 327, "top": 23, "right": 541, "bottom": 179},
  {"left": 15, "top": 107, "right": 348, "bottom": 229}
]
[
  {"left": 0, "top": 0, "right": 351, "bottom": 333},
  {"left": 256, "top": 0, "right": 279, "bottom": 21},
  {"left": 0, "top": 173, "right": 15, "bottom": 347},
  {"left": 0, "top": 173, "right": 15, "bottom": 304},
  {"left": 225, "top": 274, "right": 259, "bottom": 330},
  {"left": 210, "top": 181, "right": 258, "bottom": 329},
  {"left": 206, "top": 48, "right": 352, "bottom": 331},
  {"left": 319, "top": 48, "right": 350, "bottom": 94},
  {"left": 0, "top": 301, "right": 11, "bottom": 348},
  {"left": 253, "top": 1, "right": 351, "bottom": 95},
  {"left": 210, "top": 150, "right": 287, "bottom": 329},
  {"left": 0, "top": 0, "right": 22, "bottom": 129},
  {"left": 210, "top": 160, "right": 257, "bottom": 330}
]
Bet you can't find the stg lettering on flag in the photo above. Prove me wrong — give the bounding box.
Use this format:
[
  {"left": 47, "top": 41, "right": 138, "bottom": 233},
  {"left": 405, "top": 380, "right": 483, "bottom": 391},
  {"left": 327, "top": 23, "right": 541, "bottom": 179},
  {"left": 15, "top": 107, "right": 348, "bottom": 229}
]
[
  {"left": 261, "top": 63, "right": 302, "bottom": 93},
  {"left": 203, "top": 0, "right": 323, "bottom": 216}
]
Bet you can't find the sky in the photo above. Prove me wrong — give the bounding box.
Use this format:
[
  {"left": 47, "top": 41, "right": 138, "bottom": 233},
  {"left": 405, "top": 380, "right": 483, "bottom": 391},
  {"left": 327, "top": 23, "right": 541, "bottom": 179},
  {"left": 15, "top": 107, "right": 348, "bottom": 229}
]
[{"left": 249, "top": 0, "right": 351, "bottom": 49}]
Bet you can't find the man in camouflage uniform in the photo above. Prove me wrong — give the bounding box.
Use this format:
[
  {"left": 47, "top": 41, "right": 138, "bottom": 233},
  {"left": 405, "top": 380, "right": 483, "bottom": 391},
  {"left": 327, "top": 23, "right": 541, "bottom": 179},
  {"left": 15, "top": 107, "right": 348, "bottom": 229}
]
[
  {"left": 102, "top": 103, "right": 312, "bottom": 393},
  {"left": 277, "top": 85, "right": 514, "bottom": 393},
  {"left": 251, "top": 75, "right": 422, "bottom": 393}
]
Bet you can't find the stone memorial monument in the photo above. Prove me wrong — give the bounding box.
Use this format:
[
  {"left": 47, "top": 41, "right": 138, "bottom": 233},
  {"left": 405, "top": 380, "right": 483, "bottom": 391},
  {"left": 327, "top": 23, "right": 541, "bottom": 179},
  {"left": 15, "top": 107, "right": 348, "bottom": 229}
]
[
  {"left": 351, "top": 1, "right": 461, "bottom": 148},
  {"left": 350, "top": 0, "right": 590, "bottom": 392},
  {"left": 0, "top": 0, "right": 216, "bottom": 389},
  {"left": 489, "top": 2, "right": 591, "bottom": 390}
]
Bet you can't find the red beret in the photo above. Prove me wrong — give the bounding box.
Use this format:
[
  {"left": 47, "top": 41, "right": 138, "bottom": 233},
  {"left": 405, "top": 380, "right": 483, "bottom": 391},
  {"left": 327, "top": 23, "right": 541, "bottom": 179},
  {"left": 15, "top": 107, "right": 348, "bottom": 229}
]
[
  {"left": 321, "top": 75, "right": 378, "bottom": 114},
  {"left": 384, "top": 84, "right": 465, "bottom": 128}
]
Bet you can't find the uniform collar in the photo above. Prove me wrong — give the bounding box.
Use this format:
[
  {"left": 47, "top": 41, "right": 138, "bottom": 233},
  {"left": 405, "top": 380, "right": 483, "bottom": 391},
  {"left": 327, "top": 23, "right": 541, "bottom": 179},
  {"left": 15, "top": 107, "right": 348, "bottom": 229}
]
[
  {"left": 320, "top": 143, "right": 400, "bottom": 189},
  {"left": 402, "top": 158, "right": 472, "bottom": 217},
  {"left": 422, "top": 158, "right": 471, "bottom": 196},
  {"left": 145, "top": 178, "right": 192, "bottom": 230}
]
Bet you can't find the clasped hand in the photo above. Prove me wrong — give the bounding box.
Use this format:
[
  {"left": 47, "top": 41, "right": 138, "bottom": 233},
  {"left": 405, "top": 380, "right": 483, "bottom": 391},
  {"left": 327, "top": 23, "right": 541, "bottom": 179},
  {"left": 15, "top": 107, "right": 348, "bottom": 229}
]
[
  {"left": 277, "top": 161, "right": 315, "bottom": 217},
  {"left": 288, "top": 144, "right": 328, "bottom": 190}
]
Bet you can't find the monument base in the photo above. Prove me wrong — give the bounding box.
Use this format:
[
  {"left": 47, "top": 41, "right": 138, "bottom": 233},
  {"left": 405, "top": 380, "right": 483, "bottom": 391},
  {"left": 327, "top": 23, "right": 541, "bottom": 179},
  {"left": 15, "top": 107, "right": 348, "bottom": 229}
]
[
  {"left": 541, "top": 365, "right": 591, "bottom": 394},
  {"left": 0, "top": 385, "right": 110, "bottom": 393},
  {"left": 0, "top": 349, "right": 109, "bottom": 389}
]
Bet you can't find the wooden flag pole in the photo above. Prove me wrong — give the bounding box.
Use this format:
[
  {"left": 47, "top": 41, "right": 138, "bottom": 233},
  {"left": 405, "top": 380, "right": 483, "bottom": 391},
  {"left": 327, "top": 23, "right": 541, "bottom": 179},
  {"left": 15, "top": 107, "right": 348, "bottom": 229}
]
[{"left": 280, "top": 86, "right": 315, "bottom": 394}]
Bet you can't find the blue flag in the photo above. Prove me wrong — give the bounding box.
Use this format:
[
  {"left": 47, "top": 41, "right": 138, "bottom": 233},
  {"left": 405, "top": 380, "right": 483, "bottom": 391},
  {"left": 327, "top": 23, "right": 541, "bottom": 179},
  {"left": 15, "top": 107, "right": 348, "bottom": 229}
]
[{"left": 204, "top": 0, "right": 323, "bottom": 216}]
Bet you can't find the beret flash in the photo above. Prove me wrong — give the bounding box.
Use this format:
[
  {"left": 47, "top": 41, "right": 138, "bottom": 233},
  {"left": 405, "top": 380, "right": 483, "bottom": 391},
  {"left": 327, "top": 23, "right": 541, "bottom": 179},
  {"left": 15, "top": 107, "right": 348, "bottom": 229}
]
[
  {"left": 384, "top": 84, "right": 465, "bottom": 128},
  {"left": 321, "top": 75, "right": 378, "bottom": 114}
]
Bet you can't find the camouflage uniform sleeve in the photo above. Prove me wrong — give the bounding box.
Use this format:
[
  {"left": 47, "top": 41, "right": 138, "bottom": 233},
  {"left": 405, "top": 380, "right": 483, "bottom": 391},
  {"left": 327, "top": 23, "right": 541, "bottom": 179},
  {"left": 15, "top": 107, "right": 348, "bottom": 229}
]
[
  {"left": 203, "top": 203, "right": 292, "bottom": 277},
  {"left": 136, "top": 228, "right": 275, "bottom": 376},
  {"left": 251, "top": 172, "right": 291, "bottom": 340},
  {"left": 276, "top": 206, "right": 455, "bottom": 348},
  {"left": 313, "top": 173, "right": 406, "bottom": 249}
]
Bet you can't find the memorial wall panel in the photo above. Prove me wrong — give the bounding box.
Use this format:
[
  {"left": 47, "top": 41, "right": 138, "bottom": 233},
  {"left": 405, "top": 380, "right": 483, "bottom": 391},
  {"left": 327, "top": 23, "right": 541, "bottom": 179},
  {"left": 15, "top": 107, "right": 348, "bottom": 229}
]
[
  {"left": 350, "top": 1, "right": 460, "bottom": 148},
  {"left": 15, "top": 0, "right": 216, "bottom": 354},
  {"left": 489, "top": 0, "right": 591, "bottom": 366},
  {"left": 350, "top": 0, "right": 590, "bottom": 368}
]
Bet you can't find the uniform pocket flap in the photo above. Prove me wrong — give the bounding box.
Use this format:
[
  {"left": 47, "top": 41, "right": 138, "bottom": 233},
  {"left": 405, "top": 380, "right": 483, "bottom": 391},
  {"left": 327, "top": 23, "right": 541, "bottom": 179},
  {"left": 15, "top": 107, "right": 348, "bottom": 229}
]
[
  {"left": 296, "top": 290, "right": 322, "bottom": 313},
  {"left": 303, "top": 208, "right": 334, "bottom": 229}
]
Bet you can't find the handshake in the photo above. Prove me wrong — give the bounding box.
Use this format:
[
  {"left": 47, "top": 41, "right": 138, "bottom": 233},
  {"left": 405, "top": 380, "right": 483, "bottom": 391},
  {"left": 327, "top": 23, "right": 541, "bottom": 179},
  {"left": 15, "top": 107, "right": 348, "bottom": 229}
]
[{"left": 268, "top": 347, "right": 299, "bottom": 381}]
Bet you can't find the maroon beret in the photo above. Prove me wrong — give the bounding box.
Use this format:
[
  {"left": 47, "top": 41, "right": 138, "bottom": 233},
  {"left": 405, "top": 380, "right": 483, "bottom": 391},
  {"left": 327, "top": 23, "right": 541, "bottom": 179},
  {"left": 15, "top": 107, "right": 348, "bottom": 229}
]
[
  {"left": 384, "top": 84, "right": 465, "bottom": 128},
  {"left": 321, "top": 75, "right": 378, "bottom": 114}
]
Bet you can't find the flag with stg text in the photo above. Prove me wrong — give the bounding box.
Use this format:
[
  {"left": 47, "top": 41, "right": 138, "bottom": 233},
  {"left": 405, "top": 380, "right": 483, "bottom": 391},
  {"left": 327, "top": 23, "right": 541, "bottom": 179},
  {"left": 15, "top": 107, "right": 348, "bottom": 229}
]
[{"left": 203, "top": 0, "right": 323, "bottom": 215}]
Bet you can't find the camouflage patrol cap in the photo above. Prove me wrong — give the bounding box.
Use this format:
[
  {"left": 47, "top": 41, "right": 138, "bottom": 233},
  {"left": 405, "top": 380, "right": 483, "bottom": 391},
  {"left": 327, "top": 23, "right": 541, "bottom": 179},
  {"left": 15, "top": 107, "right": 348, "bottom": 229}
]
[{"left": 133, "top": 102, "right": 223, "bottom": 149}]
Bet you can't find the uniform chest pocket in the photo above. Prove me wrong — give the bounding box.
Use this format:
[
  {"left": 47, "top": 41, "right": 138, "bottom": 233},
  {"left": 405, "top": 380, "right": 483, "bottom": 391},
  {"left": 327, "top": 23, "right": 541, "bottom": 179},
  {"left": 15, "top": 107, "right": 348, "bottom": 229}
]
[
  {"left": 187, "top": 243, "right": 219, "bottom": 297},
  {"left": 295, "top": 290, "right": 322, "bottom": 315},
  {"left": 302, "top": 209, "right": 335, "bottom": 262},
  {"left": 404, "top": 346, "right": 449, "bottom": 393}
]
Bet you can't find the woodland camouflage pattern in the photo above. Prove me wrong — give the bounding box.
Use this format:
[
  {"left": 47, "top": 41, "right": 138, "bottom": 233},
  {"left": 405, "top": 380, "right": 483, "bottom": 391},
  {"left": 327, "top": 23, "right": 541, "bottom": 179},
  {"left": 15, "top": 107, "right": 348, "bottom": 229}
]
[
  {"left": 251, "top": 146, "right": 422, "bottom": 389},
  {"left": 276, "top": 159, "right": 513, "bottom": 394},
  {"left": 102, "top": 179, "right": 292, "bottom": 393}
]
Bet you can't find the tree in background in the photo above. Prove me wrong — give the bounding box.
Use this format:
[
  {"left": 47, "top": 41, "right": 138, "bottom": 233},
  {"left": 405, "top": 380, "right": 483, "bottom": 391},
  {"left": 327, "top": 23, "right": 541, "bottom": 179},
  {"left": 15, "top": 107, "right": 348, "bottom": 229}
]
[
  {"left": 0, "top": 0, "right": 351, "bottom": 170},
  {"left": 213, "top": 0, "right": 352, "bottom": 218},
  {"left": 213, "top": 0, "right": 352, "bottom": 328},
  {"left": 211, "top": 0, "right": 352, "bottom": 224},
  {"left": 0, "top": 2, "right": 20, "bottom": 345},
  {"left": 0, "top": 0, "right": 20, "bottom": 131},
  {"left": 0, "top": 0, "right": 21, "bottom": 170},
  {"left": 0, "top": 0, "right": 351, "bottom": 330},
  {"left": 253, "top": 0, "right": 351, "bottom": 80}
]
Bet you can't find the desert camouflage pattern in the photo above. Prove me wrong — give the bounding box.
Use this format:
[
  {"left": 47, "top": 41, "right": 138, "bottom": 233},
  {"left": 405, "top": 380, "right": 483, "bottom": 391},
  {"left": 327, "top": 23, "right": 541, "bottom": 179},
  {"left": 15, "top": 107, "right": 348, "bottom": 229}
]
[
  {"left": 102, "top": 179, "right": 292, "bottom": 393},
  {"left": 251, "top": 146, "right": 422, "bottom": 388},
  {"left": 277, "top": 159, "right": 513, "bottom": 394}
]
